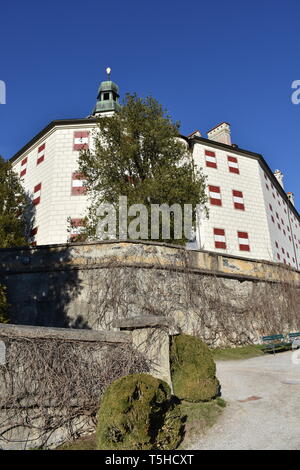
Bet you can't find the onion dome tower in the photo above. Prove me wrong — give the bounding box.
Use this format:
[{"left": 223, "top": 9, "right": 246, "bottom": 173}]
[{"left": 92, "top": 67, "right": 121, "bottom": 116}]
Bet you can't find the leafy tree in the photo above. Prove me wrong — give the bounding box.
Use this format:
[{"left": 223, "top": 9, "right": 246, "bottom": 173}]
[
  {"left": 78, "top": 93, "right": 207, "bottom": 245},
  {"left": 0, "top": 156, "right": 32, "bottom": 248},
  {"left": 0, "top": 156, "right": 35, "bottom": 323}
]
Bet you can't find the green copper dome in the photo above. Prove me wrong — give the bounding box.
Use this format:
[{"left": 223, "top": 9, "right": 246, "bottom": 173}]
[{"left": 92, "top": 72, "right": 121, "bottom": 115}]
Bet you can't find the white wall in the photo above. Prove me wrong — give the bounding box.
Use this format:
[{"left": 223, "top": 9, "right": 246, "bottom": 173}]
[
  {"left": 12, "top": 126, "right": 300, "bottom": 270},
  {"left": 12, "top": 123, "right": 97, "bottom": 245},
  {"left": 259, "top": 166, "right": 299, "bottom": 269},
  {"left": 192, "top": 142, "right": 273, "bottom": 261}
]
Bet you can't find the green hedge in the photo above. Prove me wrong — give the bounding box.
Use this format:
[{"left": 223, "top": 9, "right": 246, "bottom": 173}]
[
  {"left": 170, "top": 334, "right": 220, "bottom": 402},
  {"left": 96, "top": 373, "right": 183, "bottom": 450}
]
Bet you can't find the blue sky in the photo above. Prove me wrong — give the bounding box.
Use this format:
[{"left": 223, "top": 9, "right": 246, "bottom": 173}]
[{"left": 1, "top": 0, "right": 299, "bottom": 207}]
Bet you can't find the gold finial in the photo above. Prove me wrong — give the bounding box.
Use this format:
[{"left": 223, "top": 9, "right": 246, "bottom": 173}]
[{"left": 106, "top": 67, "right": 111, "bottom": 79}]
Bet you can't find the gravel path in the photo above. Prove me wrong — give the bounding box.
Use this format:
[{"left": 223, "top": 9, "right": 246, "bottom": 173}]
[{"left": 189, "top": 351, "right": 300, "bottom": 450}]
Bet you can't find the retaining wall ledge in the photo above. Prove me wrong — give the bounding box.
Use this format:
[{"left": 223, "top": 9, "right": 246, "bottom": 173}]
[{"left": 0, "top": 323, "right": 132, "bottom": 343}]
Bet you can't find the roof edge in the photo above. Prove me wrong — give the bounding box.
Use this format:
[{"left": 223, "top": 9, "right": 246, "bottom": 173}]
[
  {"left": 9, "top": 118, "right": 99, "bottom": 163},
  {"left": 189, "top": 135, "right": 300, "bottom": 221}
]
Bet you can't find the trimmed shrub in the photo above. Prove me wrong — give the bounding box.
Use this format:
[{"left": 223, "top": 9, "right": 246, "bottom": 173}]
[
  {"left": 170, "top": 334, "right": 220, "bottom": 402},
  {"left": 0, "top": 284, "right": 9, "bottom": 323},
  {"left": 96, "top": 373, "right": 183, "bottom": 450}
]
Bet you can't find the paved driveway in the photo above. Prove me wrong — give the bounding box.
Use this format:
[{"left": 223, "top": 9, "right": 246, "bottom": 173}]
[{"left": 189, "top": 351, "right": 300, "bottom": 450}]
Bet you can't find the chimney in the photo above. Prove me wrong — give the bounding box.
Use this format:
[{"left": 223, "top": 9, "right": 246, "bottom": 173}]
[
  {"left": 207, "top": 122, "right": 231, "bottom": 146},
  {"left": 188, "top": 130, "right": 201, "bottom": 138},
  {"left": 287, "top": 192, "right": 295, "bottom": 206},
  {"left": 274, "top": 170, "right": 284, "bottom": 189}
]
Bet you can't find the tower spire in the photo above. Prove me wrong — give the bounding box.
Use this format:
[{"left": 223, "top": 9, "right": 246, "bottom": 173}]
[
  {"left": 92, "top": 68, "right": 121, "bottom": 117},
  {"left": 106, "top": 67, "right": 111, "bottom": 80}
]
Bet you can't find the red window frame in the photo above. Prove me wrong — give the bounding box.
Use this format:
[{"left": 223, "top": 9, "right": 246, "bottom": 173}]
[
  {"left": 37, "top": 143, "right": 45, "bottom": 165},
  {"left": 238, "top": 231, "right": 250, "bottom": 251},
  {"left": 213, "top": 228, "right": 226, "bottom": 249},
  {"left": 232, "top": 189, "right": 245, "bottom": 210},
  {"left": 227, "top": 156, "right": 240, "bottom": 174},
  {"left": 70, "top": 218, "right": 85, "bottom": 240},
  {"left": 33, "top": 182, "right": 42, "bottom": 205},
  {"left": 208, "top": 185, "right": 222, "bottom": 206},
  {"left": 73, "top": 131, "right": 89, "bottom": 151},
  {"left": 205, "top": 150, "right": 217, "bottom": 169},
  {"left": 20, "top": 157, "right": 28, "bottom": 177},
  {"left": 71, "top": 173, "right": 87, "bottom": 195}
]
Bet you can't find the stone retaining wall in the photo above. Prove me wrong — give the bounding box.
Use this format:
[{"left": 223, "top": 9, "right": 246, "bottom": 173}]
[{"left": 0, "top": 241, "right": 299, "bottom": 346}]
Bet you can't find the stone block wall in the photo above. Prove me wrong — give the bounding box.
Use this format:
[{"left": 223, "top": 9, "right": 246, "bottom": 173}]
[
  {"left": 0, "top": 318, "right": 173, "bottom": 450},
  {"left": 0, "top": 324, "right": 144, "bottom": 450},
  {"left": 0, "top": 241, "right": 299, "bottom": 346}
]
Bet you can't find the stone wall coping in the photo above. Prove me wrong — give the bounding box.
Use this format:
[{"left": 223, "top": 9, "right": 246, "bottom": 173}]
[
  {"left": 0, "top": 239, "right": 298, "bottom": 274},
  {"left": 0, "top": 241, "right": 299, "bottom": 286},
  {"left": 112, "top": 315, "right": 171, "bottom": 329},
  {"left": 0, "top": 323, "right": 131, "bottom": 344}
]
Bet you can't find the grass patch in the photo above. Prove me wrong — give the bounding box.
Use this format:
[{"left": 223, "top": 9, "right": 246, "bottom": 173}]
[
  {"left": 56, "top": 433, "right": 97, "bottom": 450},
  {"left": 211, "top": 344, "right": 265, "bottom": 361},
  {"left": 179, "top": 398, "right": 225, "bottom": 448}
]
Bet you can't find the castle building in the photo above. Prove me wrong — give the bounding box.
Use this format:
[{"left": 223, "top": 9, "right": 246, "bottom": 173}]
[{"left": 10, "top": 72, "right": 300, "bottom": 270}]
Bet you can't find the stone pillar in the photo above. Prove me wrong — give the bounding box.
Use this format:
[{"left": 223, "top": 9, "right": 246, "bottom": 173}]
[{"left": 113, "top": 316, "right": 173, "bottom": 391}]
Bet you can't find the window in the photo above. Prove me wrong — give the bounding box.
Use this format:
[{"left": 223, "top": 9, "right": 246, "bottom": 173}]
[
  {"left": 71, "top": 173, "right": 87, "bottom": 195},
  {"left": 213, "top": 228, "right": 226, "bottom": 249},
  {"left": 37, "top": 143, "right": 45, "bottom": 165},
  {"left": 205, "top": 150, "right": 217, "bottom": 168},
  {"left": 238, "top": 231, "right": 250, "bottom": 251},
  {"left": 232, "top": 190, "right": 245, "bottom": 210},
  {"left": 73, "top": 131, "right": 89, "bottom": 151},
  {"left": 30, "top": 226, "right": 38, "bottom": 245},
  {"left": 30, "top": 227, "right": 38, "bottom": 237},
  {"left": 33, "top": 183, "right": 42, "bottom": 205},
  {"left": 20, "top": 157, "right": 28, "bottom": 177},
  {"left": 70, "top": 218, "right": 85, "bottom": 241},
  {"left": 208, "top": 185, "right": 222, "bottom": 206},
  {"left": 103, "top": 92, "right": 110, "bottom": 100},
  {"left": 227, "top": 156, "right": 239, "bottom": 174}
]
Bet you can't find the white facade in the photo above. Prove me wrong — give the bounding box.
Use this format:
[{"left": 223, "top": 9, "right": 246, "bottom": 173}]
[
  {"left": 189, "top": 135, "right": 300, "bottom": 270},
  {"left": 10, "top": 94, "right": 300, "bottom": 270},
  {"left": 12, "top": 120, "right": 97, "bottom": 245}
]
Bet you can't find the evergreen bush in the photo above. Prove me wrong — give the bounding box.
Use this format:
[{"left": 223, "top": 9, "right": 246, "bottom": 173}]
[
  {"left": 170, "top": 334, "right": 220, "bottom": 402},
  {"left": 96, "top": 373, "right": 183, "bottom": 450}
]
